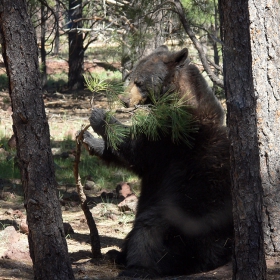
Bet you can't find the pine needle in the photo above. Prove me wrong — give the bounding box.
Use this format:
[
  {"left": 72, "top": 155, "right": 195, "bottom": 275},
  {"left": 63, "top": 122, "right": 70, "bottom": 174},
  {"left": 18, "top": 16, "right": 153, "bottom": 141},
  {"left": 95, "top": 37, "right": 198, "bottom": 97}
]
[{"left": 104, "top": 111, "right": 129, "bottom": 150}]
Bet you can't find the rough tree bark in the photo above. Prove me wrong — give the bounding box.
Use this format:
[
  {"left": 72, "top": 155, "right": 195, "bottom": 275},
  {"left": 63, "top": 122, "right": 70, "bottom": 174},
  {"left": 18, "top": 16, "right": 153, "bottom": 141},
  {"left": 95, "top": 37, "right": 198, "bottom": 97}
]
[
  {"left": 220, "top": 0, "right": 280, "bottom": 279},
  {"left": 68, "top": 0, "right": 84, "bottom": 89},
  {"left": 0, "top": 1, "right": 75, "bottom": 279}
]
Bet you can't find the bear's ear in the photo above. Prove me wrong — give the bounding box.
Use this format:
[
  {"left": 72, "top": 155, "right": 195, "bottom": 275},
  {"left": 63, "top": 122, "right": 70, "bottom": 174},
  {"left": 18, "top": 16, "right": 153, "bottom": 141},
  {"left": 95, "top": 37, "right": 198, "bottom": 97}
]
[{"left": 164, "top": 48, "right": 188, "bottom": 65}]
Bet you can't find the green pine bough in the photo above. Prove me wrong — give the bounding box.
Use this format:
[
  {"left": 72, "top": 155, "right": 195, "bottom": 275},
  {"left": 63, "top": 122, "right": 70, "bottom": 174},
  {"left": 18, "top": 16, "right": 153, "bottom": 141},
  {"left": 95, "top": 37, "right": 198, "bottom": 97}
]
[{"left": 84, "top": 74, "right": 198, "bottom": 150}]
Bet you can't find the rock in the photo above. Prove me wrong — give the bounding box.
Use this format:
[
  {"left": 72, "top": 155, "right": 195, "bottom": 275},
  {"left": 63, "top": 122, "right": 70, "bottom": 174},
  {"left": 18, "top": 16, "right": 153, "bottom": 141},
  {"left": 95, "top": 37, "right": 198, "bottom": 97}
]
[
  {"left": 0, "top": 226, "right": 31, "bottom": 262},
  {"left": 118, "top": 194, "right": 138, "bottom": 213},
  {"left": 1, "top": 191, "right": 15, "bottom": 201},
  {"left": 84, "top": 180, "right": 96, "bottom": 190},
  {"left": 12, "top": 209, "right": 24, "bottom": 219},
  {"left": 19, "top": 220, "right": 29, "bottom": 234},
  {"left": 116, "top": 182, "right": 133, "bottom": 198}
]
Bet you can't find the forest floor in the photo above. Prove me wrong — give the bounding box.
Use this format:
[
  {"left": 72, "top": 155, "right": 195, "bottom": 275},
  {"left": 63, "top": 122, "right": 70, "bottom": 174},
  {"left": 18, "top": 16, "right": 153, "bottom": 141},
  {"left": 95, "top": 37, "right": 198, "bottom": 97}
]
[{"left": 0, "top": 60, "right": 280, "bottom": 280}]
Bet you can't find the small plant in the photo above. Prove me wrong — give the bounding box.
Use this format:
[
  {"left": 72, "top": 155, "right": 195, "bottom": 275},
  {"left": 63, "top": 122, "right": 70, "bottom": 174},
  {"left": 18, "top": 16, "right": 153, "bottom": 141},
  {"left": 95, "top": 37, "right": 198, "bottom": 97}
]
[{"left": 83, "top": 73, "right": 124, "bottom": 108}]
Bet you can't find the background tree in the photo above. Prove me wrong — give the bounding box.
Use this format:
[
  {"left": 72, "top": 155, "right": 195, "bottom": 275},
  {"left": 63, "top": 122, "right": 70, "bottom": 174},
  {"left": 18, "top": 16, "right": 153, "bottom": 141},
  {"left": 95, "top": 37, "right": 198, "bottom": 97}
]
[
  {"left": 117, "top": 0, "right": 171, "bottom": 80},
  {"left": 220, "top": 0, "right": 280, "bottom": 279},
  {"left": 24, "top": 0, "right": 224, "bottom": 91},
  {"left": 68, "top": 0, "right": 84, "bottom": 89},
  {"left": 0, "top": 1, "right": 75, "bottom": 279},
  {"left": 27, "top": 0, "right": 59, "bottom": 88}
]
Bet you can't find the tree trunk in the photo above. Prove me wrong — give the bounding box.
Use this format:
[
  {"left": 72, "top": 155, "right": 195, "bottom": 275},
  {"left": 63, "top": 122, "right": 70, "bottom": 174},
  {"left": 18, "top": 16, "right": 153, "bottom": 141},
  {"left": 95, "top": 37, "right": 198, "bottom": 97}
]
[
  {"left": 68, "top": 0, "right": 84, "bottom": 89},
  {"left": 248, "top": 0, "right": 280, "bottom": 257},
  {"left": 0, "top": 1, "right": 75, "bottom": 279},
  {"left": 41, "top": 3, "right": 47, "bottom": 88},
  {"left": 220, "top": 0, "right": 280, "bottom": 279},
  {"left": 54, "top": 0, "right": 60, "bottom": 56}
]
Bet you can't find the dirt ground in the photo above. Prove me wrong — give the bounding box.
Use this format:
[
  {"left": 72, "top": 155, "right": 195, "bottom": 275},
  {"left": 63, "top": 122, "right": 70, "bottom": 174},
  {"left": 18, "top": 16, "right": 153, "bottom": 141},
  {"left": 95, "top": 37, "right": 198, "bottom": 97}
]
[{"left": 1, "top": 60, "right": 280, "bottom": 280}]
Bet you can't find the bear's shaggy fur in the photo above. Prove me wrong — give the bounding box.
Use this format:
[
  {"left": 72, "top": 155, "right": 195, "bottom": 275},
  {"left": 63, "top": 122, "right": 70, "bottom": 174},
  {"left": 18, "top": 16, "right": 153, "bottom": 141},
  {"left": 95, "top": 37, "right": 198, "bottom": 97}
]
[{"left": 83, "top": 46, "right": 232, "bottom": 278}]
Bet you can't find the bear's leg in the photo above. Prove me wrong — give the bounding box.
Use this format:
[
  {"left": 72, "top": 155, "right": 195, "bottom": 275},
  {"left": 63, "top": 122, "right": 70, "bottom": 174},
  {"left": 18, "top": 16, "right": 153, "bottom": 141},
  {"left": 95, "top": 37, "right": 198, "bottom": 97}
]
[
  {"left": 118, "top": 218, "right": 167, "bottom": 278},
  {"left": 113, "top": 197, "right": 233, "bottom": 277},
  {"left": 115, "top": 207, "right": 191, "bottom": 278}
]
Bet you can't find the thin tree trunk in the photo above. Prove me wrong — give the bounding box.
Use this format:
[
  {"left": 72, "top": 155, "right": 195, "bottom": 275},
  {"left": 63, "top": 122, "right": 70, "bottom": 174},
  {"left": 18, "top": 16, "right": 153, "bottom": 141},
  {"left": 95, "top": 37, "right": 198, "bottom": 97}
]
[
  {"left": 41, "top": 3, "right": 47, "bottom": 88},
  {"left": 0, "top": 1, "right": 75, "bottom": 279},
  {"left": 68, "top": 0, "right": 84, "bottom": 89},
  {"left": 54, "top": 0, "right": 60, "bottom": 56}
]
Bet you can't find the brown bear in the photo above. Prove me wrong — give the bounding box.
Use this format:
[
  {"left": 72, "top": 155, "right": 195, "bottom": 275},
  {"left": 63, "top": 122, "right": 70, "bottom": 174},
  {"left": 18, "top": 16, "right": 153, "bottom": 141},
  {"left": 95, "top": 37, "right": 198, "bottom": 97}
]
[{"left": 83, "top": 46, "right": 232, "bottom": 278}]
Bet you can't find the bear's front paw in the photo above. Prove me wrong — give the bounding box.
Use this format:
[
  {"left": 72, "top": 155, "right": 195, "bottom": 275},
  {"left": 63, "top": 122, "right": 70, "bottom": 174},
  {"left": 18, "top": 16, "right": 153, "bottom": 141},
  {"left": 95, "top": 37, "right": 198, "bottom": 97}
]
[
  {"left": 89, "top": 108, "right": 107, "bottom": 136},
  {"left": 83, "top": 131, "right": 105, "bottom": 156}
]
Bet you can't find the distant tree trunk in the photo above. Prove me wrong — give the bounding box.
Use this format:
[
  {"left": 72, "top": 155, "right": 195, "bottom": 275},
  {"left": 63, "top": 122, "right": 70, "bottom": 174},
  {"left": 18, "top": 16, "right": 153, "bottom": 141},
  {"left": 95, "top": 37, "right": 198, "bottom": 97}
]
[
  {"left": 220, "top": 0, "right": 280, "bottom": 279},
  {"left": 41, "top": 3, "right": 47, "bottom": 88},
  {"left": 212, "top": 0, "right": 221, "bottom": 96},
  {"left": 0, "top": 1, "right": 75, "bottom": 279},
  {"left": 54, "top": 0, "right": 60, "bottom": 56},
  {"left": 68, "top": 0, "right": 84, "bottom": 89}
]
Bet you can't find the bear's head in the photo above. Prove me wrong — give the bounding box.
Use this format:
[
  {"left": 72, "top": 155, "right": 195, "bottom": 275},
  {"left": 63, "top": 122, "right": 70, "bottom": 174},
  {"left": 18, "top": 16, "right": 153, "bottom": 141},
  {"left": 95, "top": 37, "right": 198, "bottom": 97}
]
[{"left": 121, "top": 46, "right": 225, "bottom": 126}]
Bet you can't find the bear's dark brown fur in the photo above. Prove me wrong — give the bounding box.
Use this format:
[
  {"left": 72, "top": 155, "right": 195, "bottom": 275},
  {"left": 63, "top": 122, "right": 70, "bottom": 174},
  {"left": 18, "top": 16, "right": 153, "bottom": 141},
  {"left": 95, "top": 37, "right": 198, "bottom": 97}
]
[{"left": 83, "top": 46, "right": 232, "bottom": 278}]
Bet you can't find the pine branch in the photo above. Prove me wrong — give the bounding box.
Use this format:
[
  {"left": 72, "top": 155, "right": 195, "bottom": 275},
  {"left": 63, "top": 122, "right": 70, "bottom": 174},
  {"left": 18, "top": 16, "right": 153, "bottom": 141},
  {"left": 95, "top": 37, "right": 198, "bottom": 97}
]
[{"left": 84, "top": 75, "right": 198, "bottom": 149}]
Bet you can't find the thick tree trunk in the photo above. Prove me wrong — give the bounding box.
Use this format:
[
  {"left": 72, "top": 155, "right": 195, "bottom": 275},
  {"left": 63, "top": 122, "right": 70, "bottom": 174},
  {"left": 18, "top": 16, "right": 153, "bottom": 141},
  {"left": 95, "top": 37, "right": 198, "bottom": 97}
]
[
  {"left": 0, "top": 1, "right": 75, "bottom": 279},
  {"left": 220, "top": 0, "right": 280, "bottom": 279},
  {"left": 68, "top": 0, "right": 84, "bottom": 89},
  {"left": 220, "top": 0, "right": 266, "bottom": 279},
  {"left": 248, "top": 0, "right": 280, "bottom": 257}
]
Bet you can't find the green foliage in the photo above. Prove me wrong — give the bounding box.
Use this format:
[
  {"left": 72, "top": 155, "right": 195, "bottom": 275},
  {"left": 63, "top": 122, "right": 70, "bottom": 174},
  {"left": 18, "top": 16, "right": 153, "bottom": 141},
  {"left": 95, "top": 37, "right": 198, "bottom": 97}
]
[
  {"left": 84, "top": 74, "right": 110, "bottom": 93},
  {"left": 84, "top": 72, "right": 124, "bottom": 108},
  {"left": 85, "top": 74, "right": 198, "bottom": 149},
  {"left": 0, "top": 74, "right": 9, "bottom": 90},
  {"left": 130, "top": 91, "right": 197, "bottom": 147},
  {"left": 51, "top": 136, "right": 137, "bottom": 189},
  {"left": 182, "top": 0, "right": 217, "bottom": 26},
  {"left": 104, "top": 111, "right": 130, "bottom": 150},
  {"left": 0, "top": 135, "right": 137, "bottom": 192}
]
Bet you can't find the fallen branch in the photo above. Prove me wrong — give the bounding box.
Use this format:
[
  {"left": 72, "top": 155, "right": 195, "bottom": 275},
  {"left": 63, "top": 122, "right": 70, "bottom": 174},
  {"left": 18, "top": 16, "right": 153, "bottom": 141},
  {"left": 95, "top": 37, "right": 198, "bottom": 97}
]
[{"left": 74, "top": 125, "right": 102, "bottom": 258}]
